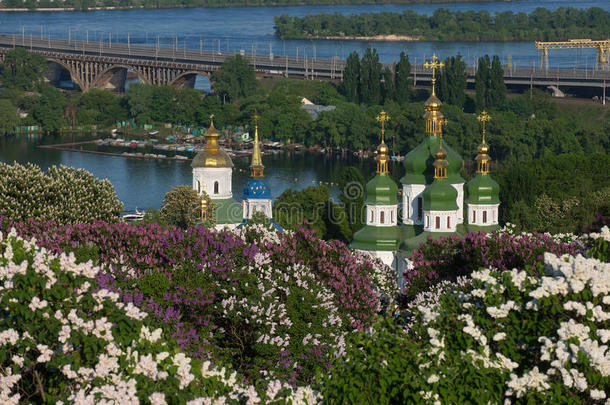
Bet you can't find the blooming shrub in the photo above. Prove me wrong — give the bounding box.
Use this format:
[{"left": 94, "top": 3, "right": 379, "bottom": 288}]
[
  {"left": 323, "top": 247, "right": 610, "bottom": 403},
  {"left": 0, "top": 162, "right": 123, "bottom": 223},
  {"left": 0, "top": 230, "right": 324, "bottom": 403},
  {"left": 404, "top": 228, "right": 583, "bottom": 301},
  {"left": 1, "top": 218, "right": 391, "bottom": 387}
]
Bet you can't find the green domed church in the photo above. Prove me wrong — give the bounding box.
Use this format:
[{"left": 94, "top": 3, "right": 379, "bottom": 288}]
[{"left": 351, "top": 56, "right": 500, "bottom": 280}]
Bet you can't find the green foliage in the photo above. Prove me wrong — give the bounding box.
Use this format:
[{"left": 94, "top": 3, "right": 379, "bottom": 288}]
[
  {"left": 495, "top": 153, "right": 610, "bottom": 233},
  {"left": 0, "top": 99, "right": 19, "bottom": 134},
  {"left": 160, "top": 185, "right": 204, "bottom": 229},
  {"left": 274, "top": 7, "right": 610, "bottom": 41},
  {"left": 32, "top": 84, "right": 66, "bottom": 134},
  {"left": 211, "top": 55, "right": 258, "bottom": 102},
  {"left": 1, "top": 47, "right": 46, "bottom": 91},
  {"left": 394, "top": 51, "right": 412, "bottom": 104},
  {"left": 273, "top": 185, "right": 352, "bottom": 242},
  {"left": 76, "top": 89, "right": 127, "bottom": 126},
  {"left": 0, "top": 162, "right": 123, "bottom": 223},
  {"left": 438, "top": 55, "right": 467, "bottom": 108},
  {"left": 342, "top": 52, "right": 360, "bottom": 104},
  {"left": 338, "top": 166, "right": 366, "bottom": 234},
  {"left": 359, "top": 48, "right": 382, "bottom": 105}
]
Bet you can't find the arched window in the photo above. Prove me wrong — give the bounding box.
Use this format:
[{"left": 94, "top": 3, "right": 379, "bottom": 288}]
[
  {"left": 391, "top": 210, "right": 394, "bottom": 223},
  {"left": 483, "top": 210, "right": 487, "bottom": 224},
  {"left": 417, "top": 197, "right": 423, "bottom": 221},
  {"left": 447, "top": 216, "right": 451, "bottom": 228},
  {"left": 214, "top": 181, "right": 219, "bottom": 195},
  {"left": 197, "top": 181, "right": 201, "bottom": 194},
  {"left": 370, "top": 210, "right": 374, "bottom": 223},
  {"left": 472, "top": 210, "right": 476, "bottom": 223},
  {"left": 435, "top": 216, "right": 440, "bottom": 229},
  {"left": 380, "top": 211, "right": 385, "bottom": 224},
  {"left": 406, "top": 196, "right": 410, "bottom": 217}
]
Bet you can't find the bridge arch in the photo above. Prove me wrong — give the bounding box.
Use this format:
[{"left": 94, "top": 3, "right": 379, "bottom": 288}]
[
  {"left": 169, "top": 70, "right": 212, "bottom": 91},
  {"left": 46, "top": 58, "right": 86, "bottom": 91},
  {"left": 90, "top": 64, "right": 151, "bottom": 92}
]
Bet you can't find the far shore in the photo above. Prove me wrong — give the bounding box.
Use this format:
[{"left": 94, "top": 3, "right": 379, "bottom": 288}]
[{"left": 316, "top": 34, "right": 421, "bottom": 41}]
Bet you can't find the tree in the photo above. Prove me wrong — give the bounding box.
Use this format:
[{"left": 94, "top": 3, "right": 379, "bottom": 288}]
[
  {"left": 475, "top": 55, "right": 491, "bottom": 110},
  {"left": 381, "top": 66, "right": 396, "bottom": 103},
  {"left": 0, "top": 100, "right": 19, "bottom": 134},
  {"left": 489, "top": 55, "right": 507, "bottom": 109},
  {"left": 124, "top": 83, "right": 155, "bottom": 123},
  {"left": 32, "top": 85, "right": 65, "bottom": 134},
  {"left": 211, "top": 55, "right": 258, "bottom": 103},
  {"left": 76, "top": 89, "right": 126, "bottom": 126},
  {"left": 342, "top": 52, "right": 360, "bottom": 104},
  {"left": 0, "top": 162, "right": 123, "bottom": 224},
  {"left": 395, "top": 52, "right": 412, "bottom": 104},
  {"left": 437, "top": 55, "right": 467, "bottom": 108},
  {"left": 160, "top": 185, "right": 203, "bottom": 229},
  {"left": 339, "top": 166, "right": 366, "bottom": 234},
  {"left": 273, "top": 186, "right": 352, "bottom": 242},
  {"left": 1, "top": 48, "right": 46, "bottom": 91},
  {"left": 359, "top": 48, "right": 382, "bottom": 105}
]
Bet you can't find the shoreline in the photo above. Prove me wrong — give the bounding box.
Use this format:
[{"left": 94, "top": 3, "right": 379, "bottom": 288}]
[
  {"left": 314, "top": 34, "right": 421, "bottom": 41},
  {"left": 0, "top": 0, "right": 505, "bottom": 12}
]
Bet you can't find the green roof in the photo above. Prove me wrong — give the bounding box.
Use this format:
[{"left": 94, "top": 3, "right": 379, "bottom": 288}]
[
  {"left": 466, "top": 174, "right": 500, "bottom": 205},
  {"left": 463, "top": 223, "right": 500, "bottom": 233},
  {"left": 365, "top": 174, "right": 398, "bottom": 205},
  {"left": 351, "top": 225, "right": 401, "bottom": 251},
  {"left": 212, "top": 198, "right": 243, "bottom": 224},
  {"left": 422, "top": 179, "right": 459, "bottom": 211},
  {"left": 401, "top": 134, "right": 464, "bottom": 185}
]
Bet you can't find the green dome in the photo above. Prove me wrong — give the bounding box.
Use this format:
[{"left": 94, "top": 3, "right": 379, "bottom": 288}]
[
  {"left": 466, "top": 174, "right": 500, "bottom": 205},
  {"left": 422, "top": 179, "right": 458, "bottom": 211},
  {"left": 401, "top": 134, "right": 464, "bottom": 185},
  {"left": 365, "top": 174, "right": 398, "bottom": 205},
  {"left": 351, "top": 225, "right": 401, "bottom": 251}
]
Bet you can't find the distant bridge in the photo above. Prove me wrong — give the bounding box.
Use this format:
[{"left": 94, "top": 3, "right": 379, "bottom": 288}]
[{"left": 0, "top": 34, "right": 608, "bottom": 100}]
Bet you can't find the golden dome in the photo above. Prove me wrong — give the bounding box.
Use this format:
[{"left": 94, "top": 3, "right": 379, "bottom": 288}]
[
  {"left": 478, "top": 141, "right": 490, "bottom": 155},
  {"left": 435, "top": 145, "right": 447, "bottom": 161},
  {"left": 425, "top": 94, "right": 442, "bottom": 111},
  {"left": 377, "top": 142, "right": 389, "bottom": 155},
  {"left": 192, "top": 120, "right": 234, "bottom": 168}
]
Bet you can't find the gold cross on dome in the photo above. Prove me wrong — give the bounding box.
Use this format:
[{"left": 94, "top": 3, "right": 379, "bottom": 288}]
[
  {"left": 376, "top": 111, "right": 390, "bottom": 143},
  {"left": 209, "top": 113, "right": 215, "bottom": 127},
  {"left": 477, "top": 110, "right": 491, "bottom": 143},
  {"left": 424, "top": 54, "right": 444, "bottom": 95}
]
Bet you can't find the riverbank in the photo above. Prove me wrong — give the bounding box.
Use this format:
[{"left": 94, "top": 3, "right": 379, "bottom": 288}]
[
  {"left": 312, "top": 34, "right": 420, "bottom": 41},
  {"left": 0, "top": 0, "right": 502, "bottom": 12}
]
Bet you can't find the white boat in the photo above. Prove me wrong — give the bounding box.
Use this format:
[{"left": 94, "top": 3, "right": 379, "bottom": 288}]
[
  {"left": 122, "top": 208, "right": 144, "bottom": 222},
  {"left": 148, "top": 130, "right": 159, "bottom": 135}
]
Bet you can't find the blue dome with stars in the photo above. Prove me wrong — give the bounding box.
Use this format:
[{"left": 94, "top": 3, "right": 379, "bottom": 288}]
[{"left": 243, "top": 178, "right": 270, "bottom": 199}]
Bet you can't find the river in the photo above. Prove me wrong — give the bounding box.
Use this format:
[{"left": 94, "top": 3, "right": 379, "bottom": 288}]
[{"left": 0, "top": 133, "right": 384, "bottom": 211}]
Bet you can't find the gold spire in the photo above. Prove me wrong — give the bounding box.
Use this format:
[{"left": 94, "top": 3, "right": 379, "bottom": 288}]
[
  {"left": 204, "top": 114, "right": 220, "bottom": 152},
  {"left": 423, "top": 54, "right": 444, "bottom": 97},
  {"left": 423, "top": 54, "right": 445, "bottom": 136},
  {"left": 375, "top": 111, "right": 390, "bottom": 175},
  {"left": 433, "top": 131, "right": 448, "bottom": 179},
  {"left": 476, "top": 111, "right": 491, "bottom": 174},
  {"left": 250, "top": 113, "right": 264, "bottom": 178}
]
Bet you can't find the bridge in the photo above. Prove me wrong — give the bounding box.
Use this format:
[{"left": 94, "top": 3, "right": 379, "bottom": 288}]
[{"left": 0, "top": 33, "right": 608, "bottom": 101}]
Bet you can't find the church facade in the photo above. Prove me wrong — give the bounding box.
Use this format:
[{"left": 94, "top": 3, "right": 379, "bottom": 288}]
[{"left": 351, "top": 58, "right": 500, "bottom": 288}]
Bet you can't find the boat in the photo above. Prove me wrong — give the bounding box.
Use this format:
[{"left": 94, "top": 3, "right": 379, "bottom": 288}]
[
  {"left": 148, "top": 130, "right": 159, "bottom": 136},
  {"left": 122, "top": 208, "right": 144, "bottom": 223}
]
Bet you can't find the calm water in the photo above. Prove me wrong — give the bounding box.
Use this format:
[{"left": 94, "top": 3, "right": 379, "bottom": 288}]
[
  {"left": 0, "top": 134, "right": 388, "bottom": 211},
  {"left": 2, "top": 0, "right": 609, "bottom": 70}
]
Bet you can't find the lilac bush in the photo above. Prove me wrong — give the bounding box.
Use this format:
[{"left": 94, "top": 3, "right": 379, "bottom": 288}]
[
  {"left": 0, "top": 217, "right": 390, "bottom": 387},
  {"left": 404, "top": 228, "right": 584, "bottom": 301}
]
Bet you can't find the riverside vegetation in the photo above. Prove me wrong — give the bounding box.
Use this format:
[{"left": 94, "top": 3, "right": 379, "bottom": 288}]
[
  {"left": 274, "top": 7, "right": 610, "bottom": 41},
  {"left": 1, "top": 47, "right": 609, "bottom": 234}
]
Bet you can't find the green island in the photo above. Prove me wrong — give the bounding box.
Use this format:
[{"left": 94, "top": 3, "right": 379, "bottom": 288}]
[
  {"left": 274, "top": 7, "right": 610, "bottom": 41},
  {"left": 1, "top": 0, "right": 495, "bottom": 12}
]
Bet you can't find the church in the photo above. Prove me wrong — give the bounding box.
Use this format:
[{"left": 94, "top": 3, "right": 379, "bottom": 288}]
[
  {"left": 191, "top": 114, "right": 280, "bottom": 230},
  {"left": 190, "top": 56, "right": 500, "bottom": 285},
  {"left": 350, "top": 57, "right": 500, "bottom": 287}
]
